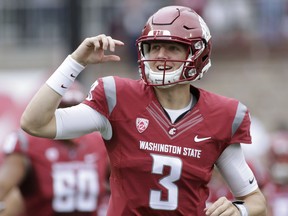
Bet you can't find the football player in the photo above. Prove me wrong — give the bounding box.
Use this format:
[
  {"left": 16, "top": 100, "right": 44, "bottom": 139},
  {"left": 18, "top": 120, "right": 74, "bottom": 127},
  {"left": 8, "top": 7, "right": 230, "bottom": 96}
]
[
  {"left": 21, "top": 5, "right": 267, "bottom": 216},
  {"left": 263, "top": 131, "right": 288, "bottom": 216},
  {"left": 0, "top": 83, "right": 110, "bottom": 216}
]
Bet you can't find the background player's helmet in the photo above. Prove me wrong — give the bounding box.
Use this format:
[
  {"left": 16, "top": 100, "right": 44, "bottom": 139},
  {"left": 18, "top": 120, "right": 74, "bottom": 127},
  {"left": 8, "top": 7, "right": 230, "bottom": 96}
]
[
  {"left": 58, "top": 81, "right": 86, "bottom": 108},
  {"left": 136, "top": 6, "right": 212, "bottom": 87},
  {"left": 268, "top": 131, "right": 288, "bottom": 185}
]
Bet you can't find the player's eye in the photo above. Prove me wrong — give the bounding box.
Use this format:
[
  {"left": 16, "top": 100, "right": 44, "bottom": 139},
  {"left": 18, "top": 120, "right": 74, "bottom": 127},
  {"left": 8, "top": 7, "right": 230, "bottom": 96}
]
[{"left": 150, "top": 44, "right": 160, "bottom": 51}]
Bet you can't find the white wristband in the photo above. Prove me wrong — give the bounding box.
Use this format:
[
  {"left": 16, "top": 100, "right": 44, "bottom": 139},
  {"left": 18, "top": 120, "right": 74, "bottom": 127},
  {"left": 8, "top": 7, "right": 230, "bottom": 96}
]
[{"left": 46, "top": 55, "right": 85, "bottom": 95}]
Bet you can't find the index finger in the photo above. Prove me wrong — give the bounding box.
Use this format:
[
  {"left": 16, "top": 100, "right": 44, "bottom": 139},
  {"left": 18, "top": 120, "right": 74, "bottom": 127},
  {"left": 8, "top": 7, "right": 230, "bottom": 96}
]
[{"left": 108, "top": 37, "right": 125, "bottom": 52}]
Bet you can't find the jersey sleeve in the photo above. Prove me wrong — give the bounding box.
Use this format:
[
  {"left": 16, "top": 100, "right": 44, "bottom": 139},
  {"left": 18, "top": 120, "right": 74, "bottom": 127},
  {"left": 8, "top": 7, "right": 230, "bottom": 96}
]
[
  {"left": 200, "top": 88, "right": 252, "bottom": 147},
  {"left": 83, "top": 77, "right": 114, "bottom": 118},
  {"left": 83, "top": 76, "right": 147, "bottom": 121},
  {"left": 229, "top": 102, "right": 252, "bottom": 144}
]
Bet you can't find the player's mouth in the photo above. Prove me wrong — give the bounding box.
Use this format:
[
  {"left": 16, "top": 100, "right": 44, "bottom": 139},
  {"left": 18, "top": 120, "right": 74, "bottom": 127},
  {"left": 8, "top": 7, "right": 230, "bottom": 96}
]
[{"left": 157, "top": 65, "right": 173, "bottom": 71}]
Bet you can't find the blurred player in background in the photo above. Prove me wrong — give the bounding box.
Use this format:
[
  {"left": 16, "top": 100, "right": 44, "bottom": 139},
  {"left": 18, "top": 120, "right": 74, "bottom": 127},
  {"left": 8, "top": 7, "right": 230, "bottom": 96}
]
[
  {"left": 263, "top": 131, "right": 288, "bottom": 216},
  {"left": 0, "top": 93, "right": 26, "bottom": 216},
  {"left": 21, "top": 5, "right": 267, "bottom": 216},
  {"left": 0, "top": 82, "right": 110, "bottom": 216}
]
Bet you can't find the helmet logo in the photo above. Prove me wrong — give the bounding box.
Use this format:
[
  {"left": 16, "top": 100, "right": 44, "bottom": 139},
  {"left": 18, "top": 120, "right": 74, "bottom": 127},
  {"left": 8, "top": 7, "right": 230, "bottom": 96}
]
[
  {"left": 148, "top": 30, "right": 171, "bottom": 36},
  {"left": 136, "top": 118, "right": 149, "bottom": 133}
]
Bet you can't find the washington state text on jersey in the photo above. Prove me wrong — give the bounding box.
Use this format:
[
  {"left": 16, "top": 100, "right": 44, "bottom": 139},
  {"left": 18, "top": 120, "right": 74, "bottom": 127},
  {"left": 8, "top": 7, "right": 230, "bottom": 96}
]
[{"left": 139, "top": 140, "right": 201, "bottom": 158}]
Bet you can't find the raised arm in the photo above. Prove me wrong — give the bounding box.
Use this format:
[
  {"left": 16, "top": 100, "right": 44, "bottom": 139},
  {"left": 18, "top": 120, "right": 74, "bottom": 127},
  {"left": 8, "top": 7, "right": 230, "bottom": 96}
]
[{"left": 20, "top": 35, "right": 124, "bottom": 138}]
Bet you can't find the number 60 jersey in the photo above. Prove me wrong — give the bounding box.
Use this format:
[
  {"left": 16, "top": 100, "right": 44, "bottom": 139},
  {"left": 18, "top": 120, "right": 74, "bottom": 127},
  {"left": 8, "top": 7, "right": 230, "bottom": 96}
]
[
  {"left": 3, "top": 130, "right": 109, "bottom": 216},
  {"left": 83, "top": 76, "right": 252, "bottom": 216}
]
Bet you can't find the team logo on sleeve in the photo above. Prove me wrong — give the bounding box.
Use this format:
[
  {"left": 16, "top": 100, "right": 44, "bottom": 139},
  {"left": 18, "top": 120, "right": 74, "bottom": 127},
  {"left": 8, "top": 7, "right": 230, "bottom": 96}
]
[{"left": 136, "top": 118, "right": 149, "bottom": 133}]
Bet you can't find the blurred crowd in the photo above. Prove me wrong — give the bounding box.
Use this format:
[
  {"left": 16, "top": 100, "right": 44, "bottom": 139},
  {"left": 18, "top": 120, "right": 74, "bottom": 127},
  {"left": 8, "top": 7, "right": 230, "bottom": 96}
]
[
  {"left": 0, "top": 0, "right": 288, "bottom": 215},
  {"left": 0, "top": 0, "right": 288, "bottom": 62}
]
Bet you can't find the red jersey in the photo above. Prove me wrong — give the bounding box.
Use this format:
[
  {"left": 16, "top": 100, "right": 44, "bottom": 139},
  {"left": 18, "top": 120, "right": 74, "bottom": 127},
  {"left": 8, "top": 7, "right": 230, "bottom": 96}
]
[
  {"left": 3, "top": 130, "right": 109, "bottom": 216},
  {"left": 84, "top": 76, "right": 251, "bottom": 216}
]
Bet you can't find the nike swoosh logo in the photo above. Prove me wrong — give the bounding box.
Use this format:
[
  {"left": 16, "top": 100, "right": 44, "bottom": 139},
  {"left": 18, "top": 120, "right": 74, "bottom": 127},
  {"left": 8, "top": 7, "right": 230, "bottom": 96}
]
[
  {"left": 61, "top": 84, "right": 67, "bottom": 89},
  {"left": 194, "top": 135, "right": 211, "bottom": 142},
  {"left": 70, "top": 73, "right": 76, "bottom": 78},
  {"left": 249, "top": 177, "right": 255, "bottom": 184}
]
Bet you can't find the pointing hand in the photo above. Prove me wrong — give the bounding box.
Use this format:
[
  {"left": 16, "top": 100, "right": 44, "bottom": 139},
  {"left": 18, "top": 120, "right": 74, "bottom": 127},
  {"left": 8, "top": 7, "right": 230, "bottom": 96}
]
[{"left": 71, "top": 34, "right": 125, "bottom": 66}]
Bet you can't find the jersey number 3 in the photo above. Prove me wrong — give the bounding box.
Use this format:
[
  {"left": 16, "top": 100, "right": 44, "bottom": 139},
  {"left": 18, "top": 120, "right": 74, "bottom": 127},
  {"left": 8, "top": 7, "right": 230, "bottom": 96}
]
[{"left": 149, "top": 154, "right": 182, "bottom": 210}]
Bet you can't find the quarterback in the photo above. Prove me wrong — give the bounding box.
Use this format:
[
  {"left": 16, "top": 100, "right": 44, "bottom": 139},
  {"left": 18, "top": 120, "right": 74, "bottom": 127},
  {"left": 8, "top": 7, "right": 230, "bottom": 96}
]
[{"left": 21, "top": 6, "right": 267, "bottom": 216}]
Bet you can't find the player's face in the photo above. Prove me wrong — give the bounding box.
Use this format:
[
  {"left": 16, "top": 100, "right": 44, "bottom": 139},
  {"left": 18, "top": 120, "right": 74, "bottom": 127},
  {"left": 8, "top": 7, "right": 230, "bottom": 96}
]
[{"left": 143, "top": 41, "right": 188, "bottom": 72}]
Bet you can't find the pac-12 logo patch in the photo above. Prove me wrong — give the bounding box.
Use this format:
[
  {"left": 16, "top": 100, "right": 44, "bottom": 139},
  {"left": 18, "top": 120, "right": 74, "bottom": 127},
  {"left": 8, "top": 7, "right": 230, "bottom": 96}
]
[{"left": 136, "top": 118, "right": 149, "bottom": 133}]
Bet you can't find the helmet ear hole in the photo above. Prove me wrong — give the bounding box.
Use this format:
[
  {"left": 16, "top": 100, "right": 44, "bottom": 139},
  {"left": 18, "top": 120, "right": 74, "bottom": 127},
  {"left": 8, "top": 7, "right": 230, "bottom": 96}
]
[{"left": 183, "top": 67, "right": 196, "bottom": 79}]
